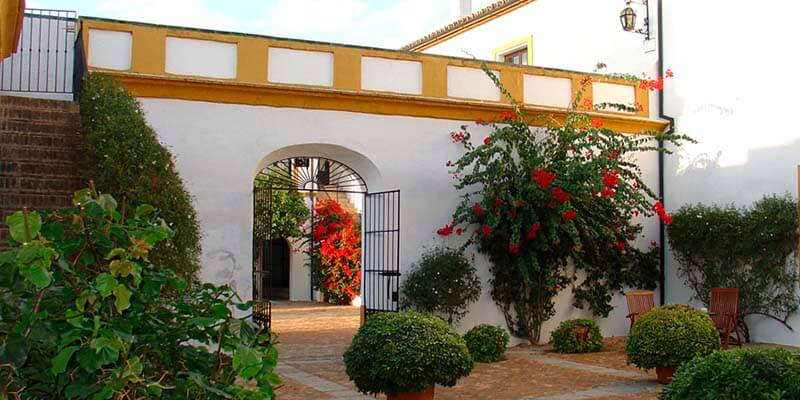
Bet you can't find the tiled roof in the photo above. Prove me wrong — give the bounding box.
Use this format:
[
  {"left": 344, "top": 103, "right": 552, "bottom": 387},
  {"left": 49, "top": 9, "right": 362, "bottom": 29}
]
[{"left": 400, "top": 0, "right": 534, "bottom": 51}]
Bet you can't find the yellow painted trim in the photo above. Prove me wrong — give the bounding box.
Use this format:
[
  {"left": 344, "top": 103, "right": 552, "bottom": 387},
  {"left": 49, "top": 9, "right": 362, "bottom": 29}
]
[
  {"left": 492, "top": 35, "right": 534, "bottom": 66},
  {"left": 406, "top": 0, "right": 537, "bottom": 52},
  {"left": 100, "top": 71, "right": 667, "bottom": 133},
  {"left": 0, "top": 0, "right": 24, "bottom": 59}
]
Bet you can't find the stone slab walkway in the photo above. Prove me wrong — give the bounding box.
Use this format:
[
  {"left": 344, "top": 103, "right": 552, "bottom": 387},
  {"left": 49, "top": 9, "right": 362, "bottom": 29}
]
[{"left": 271, "top": 302, "right": 661, "bottom": 400}]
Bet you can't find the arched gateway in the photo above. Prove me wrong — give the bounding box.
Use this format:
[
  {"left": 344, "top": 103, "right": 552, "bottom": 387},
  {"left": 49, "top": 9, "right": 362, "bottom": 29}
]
[{"left": 252, "top": 157, "right": 400, "bottom": 330}]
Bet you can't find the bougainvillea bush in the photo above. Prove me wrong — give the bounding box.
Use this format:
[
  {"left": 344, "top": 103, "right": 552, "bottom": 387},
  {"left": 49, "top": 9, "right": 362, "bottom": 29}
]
[
  {"left": 0, "top": 189, "right": 279, "bottom": 399},
  {"left": 309, "top": 198, "right": 361, "bottom": 304},
  {"left": 440, "top": 68, "right": 691, "bottom": 343}
]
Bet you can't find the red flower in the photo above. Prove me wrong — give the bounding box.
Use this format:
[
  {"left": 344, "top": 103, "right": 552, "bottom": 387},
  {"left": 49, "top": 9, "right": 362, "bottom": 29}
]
[
  {"left": 562, "top": 210, "right": 577, "bottom": 221},
  {"left": 480, "top": 225, "right": 492, "bottom": 238},
  {"left": 582, "top": 98, "right": 593, "bottom": 109},
  {"left": 547, "top": 202, "right": 557, "bottom": 209},
  {"left": 483, "top": 136, "right": 492, "bottom": 145},
  {"left": 531, "top": 169, "right": 556, "bottom": 189},
  {"left": 580, "top": 76, "right": 592, "bottom": 86},
  {"left": 473, "top": 203, "right": 484, "bottom": 217},
  {"left": 550, "top": 187, "right": 571, "bottom": 203},
  {"left": 607, "top": 150, "right": 620, "bottom": 160},
  {"left": 493, "top": 198, "right": 503, "bottom": 208},
  {"left": 591, "top": 118, "right": 604, "bottom": 128},
  {"left": 650, "top": 240, "right": 658, "bottom": 247},
  {"left": 437, "top": 224, "right": 453, "bottom": 236},
  {"left": 450, "top": 131, "right": 465, "bottom": 143},
  {"left": 508, "top": 243, "right": 520, "bottom": 254},
  {"left": 652, "top": 201, "right": 673, "bottom": 224},
  {"left": 617, "top": 242, "right": 626, "bottom": 251},
  {"left": 456, "top": 228, "right": 463, "bottom": 236},
  {"left": 475, "top": 118, "right": 484, "bottom": 125},
  {"left": 600, "top": 187, "right": 616, "bottom": 198},
  {"left": 662, "top": 215, "right": 673, "bottom": 224},
  {"left": 665, "top": 69, "right": 674, "bottom": 78},
  {"left": 527, "top": 224, "right": 542, "bottom": 240},
  {"left": 602, "top": 170, "right": 619, "bottom": 188},
  {"left": 498, "top": 111, "right": 515, "bottom": 120},
  {"left": 446, "top": 160, "right": 452, "bottom": 166}
]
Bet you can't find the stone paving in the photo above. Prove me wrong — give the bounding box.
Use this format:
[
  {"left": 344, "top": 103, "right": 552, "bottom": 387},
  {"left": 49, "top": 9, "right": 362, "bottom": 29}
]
[{"left": 271, "top": 302, "right": 661, "bottom": 400}]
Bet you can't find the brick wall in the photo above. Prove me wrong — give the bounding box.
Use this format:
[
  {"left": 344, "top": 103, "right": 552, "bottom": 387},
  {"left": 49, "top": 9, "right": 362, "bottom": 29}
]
[{"left": 0, "top": 95, "right": 84, "bottom": 248}]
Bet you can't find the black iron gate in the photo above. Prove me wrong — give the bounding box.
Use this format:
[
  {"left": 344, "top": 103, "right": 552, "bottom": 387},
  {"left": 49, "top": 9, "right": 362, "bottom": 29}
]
[
  {"left": 252, "top": 186, "right": 272, "bottom": 330},
  {"left": 363, "top": 190, "right": 401, "bottom": 317}
]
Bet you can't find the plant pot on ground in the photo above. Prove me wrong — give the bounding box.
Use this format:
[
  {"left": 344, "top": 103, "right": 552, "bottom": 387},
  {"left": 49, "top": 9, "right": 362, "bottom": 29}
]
[
  {"left": 343, "top": 311, "right": 473, "bottom": 398},
  {"left": 626, "top": 304, "right": 720, "bottom": 384},
  {"left": 550, "top": 319, "right": 604, "bottom": 353}
]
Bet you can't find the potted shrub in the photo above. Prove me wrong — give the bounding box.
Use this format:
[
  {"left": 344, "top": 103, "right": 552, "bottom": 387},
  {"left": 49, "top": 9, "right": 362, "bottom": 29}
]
[
  {"left": 661, "top": 347, "right": 800, "bottom": 399},
  {"left": 343, "top": 311, "right": 473, "bottom": 399},
  {"left": 626, "top": 304, "right": 719, "bottom": 384},
  {"left": 463, "top": 324, "right": 510, "bottom": 362},
  {"left": 550, "top": 319, "right": 604, "bottom": 353},
  {"left": 400, "top": 246, "right": 481, "bottom": 325}
]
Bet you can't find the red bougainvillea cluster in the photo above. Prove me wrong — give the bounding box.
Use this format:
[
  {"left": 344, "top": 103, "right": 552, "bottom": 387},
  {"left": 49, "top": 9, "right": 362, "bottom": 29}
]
[
  {"left": 436, "top": 66, "right": 690, "bottom": 343},
  {"left": 310, "top": 198, "right": 361, "bottom": 304}
]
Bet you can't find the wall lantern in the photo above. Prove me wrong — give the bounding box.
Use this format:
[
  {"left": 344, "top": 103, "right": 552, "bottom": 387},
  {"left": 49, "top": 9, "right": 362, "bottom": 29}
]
[{"left": 619, "top": 0, "right": 650, "bottom": 40}]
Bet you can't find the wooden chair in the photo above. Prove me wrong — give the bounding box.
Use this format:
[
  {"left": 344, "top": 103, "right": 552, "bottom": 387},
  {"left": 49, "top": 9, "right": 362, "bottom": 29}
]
[
  {"left": 709, "top": 288, "right": 743, "bottom": 348},
  {"left": 625, "top": 290, "right": 655, "bottom": 330}
]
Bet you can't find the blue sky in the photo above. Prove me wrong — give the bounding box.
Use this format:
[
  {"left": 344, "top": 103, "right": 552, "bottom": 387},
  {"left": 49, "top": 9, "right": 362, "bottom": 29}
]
[{"left": 26, "top": 0, "right": 497, "bottom": 48}]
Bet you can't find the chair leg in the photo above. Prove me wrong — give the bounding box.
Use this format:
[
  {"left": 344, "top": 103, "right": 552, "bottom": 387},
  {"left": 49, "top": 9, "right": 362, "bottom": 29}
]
[{"left": 734, "top": 327, "right": 743, "bottom": 348}]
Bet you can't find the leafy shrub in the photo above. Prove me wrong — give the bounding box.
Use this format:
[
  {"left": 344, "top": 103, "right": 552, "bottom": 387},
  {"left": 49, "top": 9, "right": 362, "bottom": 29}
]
[
  {"left": 253, "top": 173, "right": 309, "bottom": 239},
  {"left": 668, "top": 195, "right": 799, "bottom": 339},
  {"left": 661, "top": 347, "right": 800, "bottom": 400},
  {"left": 0, "top": 189, "right": 279, "bottom": 398},
  {"left": 308, "top": 198, "right": 361, "bottom": 304},
  {"left": 550, "top": 319, "right": 604, "bottom": 353},
  {"left": 80, "top": 73, "right": 201, "bottom": 278},
  {"left": 343, "top": 311, "right": 473, "bottom": 395},
  {"left": 627, "top": 304, "right": 719, "bottom": 370},
  {"left": 463, "top": 324, "right": 510, "bottom": 362},
  {"left": 400, "top": 247, "right": 481, "bottom": 325}
]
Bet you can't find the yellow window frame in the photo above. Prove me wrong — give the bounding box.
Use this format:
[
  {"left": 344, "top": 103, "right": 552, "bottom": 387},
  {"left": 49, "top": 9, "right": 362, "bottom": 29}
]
[{"left": 492, "top": 35, "right": 534, "bottom": 66}]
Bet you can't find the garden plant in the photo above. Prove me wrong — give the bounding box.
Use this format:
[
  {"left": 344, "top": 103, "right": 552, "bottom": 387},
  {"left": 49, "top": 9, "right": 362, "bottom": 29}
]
[
  {"left": 440, "top": 67, "right": 691, "bottom": 343},
  {"left": 626, "top": 304, "right": 719, "bottom": 383},
  {"left": 80, "top": 73, "right": 201, "bottom": 278},
  {"left": 400, "top": 246, "right": 481, "bottom": 325},
  {"left": 550, "top": 319, "right": 604, "bottom": 353},
  {"left": 668, "top": 195, "right": 799, "bottom": 340},
  {"left": 308, "top": 198, "right": 361, "bottom": 304},
  {"left": 660, "top": 347, "right": 800, "bottom": 400},
  {"left": 343, "top": 311, "right": 473, "bottom": 399},
  {"left": 0, "top": 189, "right": 280, "bottom": 399},
  {"left": 463, "top": 324, "right": 510, "bottom": 362},
  {"left": 253, "top": 172, "right": 310, "bottom": 240}
]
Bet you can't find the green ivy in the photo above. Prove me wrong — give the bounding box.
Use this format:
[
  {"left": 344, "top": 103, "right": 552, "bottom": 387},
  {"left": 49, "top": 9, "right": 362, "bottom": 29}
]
[
  {"left": 79, "top": 73, "right": 201, "bottom": 278},
  {"left": 343, "top": 311, "right": 473, "bottom": 396},
  {"left": 400, "top": 247, "right": 481, "bottom": 325},
  {"left": 661, "top": 347, "right": 800, "bottom": 400},
  {"left": 550, "top": 319, "right": 604, "bottom": 353},
  {"left": 0, "top": 189, "right": 280, "bottom": 398},
  {"left": 668, "top": 195, "right": 799, "bottom": 340},
  {"left": 626, "top": 304, "right": 719, "bottom": 370},
  {"left": 463, "top": 324, "right": 510, "bottom": 363}
]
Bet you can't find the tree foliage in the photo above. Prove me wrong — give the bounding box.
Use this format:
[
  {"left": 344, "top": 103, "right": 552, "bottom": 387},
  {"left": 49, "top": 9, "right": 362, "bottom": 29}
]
[
  {"left": 79, "top": 73, "right": 201, "bottom": 278},
  {"left": 667, "top": 195, "right": 799, "bottom": 339},
  {"left": 0, "top": 189, "right": 279, "bottom": 399},
  {"left": 441, "top": 67, "right": 690, "bottom": 343},
  {"left": 253, "top": 173, "right": 310, "bottom": 240}
]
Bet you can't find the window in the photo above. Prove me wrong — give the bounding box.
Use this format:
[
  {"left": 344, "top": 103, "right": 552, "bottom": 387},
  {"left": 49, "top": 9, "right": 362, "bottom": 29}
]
[{"left": 493, "top": 35, "right": 534, "bottom": 66}]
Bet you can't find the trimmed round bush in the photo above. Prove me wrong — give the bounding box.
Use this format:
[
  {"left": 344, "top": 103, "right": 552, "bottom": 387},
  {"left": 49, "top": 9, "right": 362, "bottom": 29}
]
[
  {"left": 626, "top": 304, "right": 720, "bottom": 370},
  {"left": 550, "top": 319, "right": 604, "bottom": 353},
  {"left": 661, "top": 347, "right": 800, "bottom": 400},
  {"left": 464, "top": 324, "right": 510, "bottom": 362},
  {"left": 343, "top": 311, "right": 473, "bottom": 396}
]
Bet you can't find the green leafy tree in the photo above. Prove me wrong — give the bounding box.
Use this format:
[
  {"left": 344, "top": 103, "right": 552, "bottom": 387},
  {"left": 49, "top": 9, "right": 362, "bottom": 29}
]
[
  {"left": 0, "top": 189, "right": 280, "bottom": 399},
  {"left": 79, "top": 73, "right": 201, "bottom": 278},
  {"left": 668, "top": 195, "right": 799, "bottom": 340},
  {"left": 253, "top": 173, "right": 310, "bottom": 240},
  {"left": 441, "top": 67, "right": 691, "bottom": 343}
]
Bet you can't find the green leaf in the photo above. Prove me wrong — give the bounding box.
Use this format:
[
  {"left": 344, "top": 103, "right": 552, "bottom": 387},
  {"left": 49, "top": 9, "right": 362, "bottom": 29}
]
[
  {"left": 72, "top": 188, "right": 92, "bottom": 206},
  {"left": 94, "top": 273, "right": 118, "bottom": 298},
  {"left": 5, "top": 211, "right": 42, "bottom": 243},
  {"left": 91, "top": 386, "right": 113, "bottom": 400},
  {"left": 76, "top": 290, "right": 97, "bottom": 312},
  {"left": 109, "top": 259, "right": 133, "bottom": 278},
  {"left": 233, "top": 345, "right": 263, "bottom": 379},
  {"left": 51, "top": 346, "right": 80, "bottom": 374},
  {"left": 113, "top": 284, "right": 132, "bottom": 312},
  {"left": 105, "top": 248, "right": 126, "bottom": 260},
  {"left": 0, "top": 333, "right": 28, "bottom": 367},
  {"left": 134, "top": 204, "right": 155, "bottom": 218},
  {"left": 65, "top": 309, "right": 84, "bottom": 328},
  {"left": 97, "top": 194, "right": 118, "bottom": 215},
  {"left": 84, "top": 201, "right": 105, "bottom": 219},
  {"left": 186, "top": 317, "right": 217, "bottom": 327}
]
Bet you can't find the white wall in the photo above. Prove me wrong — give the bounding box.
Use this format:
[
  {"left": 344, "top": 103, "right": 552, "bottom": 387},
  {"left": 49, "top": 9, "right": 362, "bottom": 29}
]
[{"left": 138, "top": 98, "right": 660, "bottom": 343}]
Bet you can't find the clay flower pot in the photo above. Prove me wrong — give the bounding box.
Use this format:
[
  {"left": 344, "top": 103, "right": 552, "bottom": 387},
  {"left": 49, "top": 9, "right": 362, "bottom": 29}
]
[
  {"left": 387, "top": 385, "right": 435, "bottom": 400},
  {"left": 655, "top": 366, "right": 676, "bottom": 384}
]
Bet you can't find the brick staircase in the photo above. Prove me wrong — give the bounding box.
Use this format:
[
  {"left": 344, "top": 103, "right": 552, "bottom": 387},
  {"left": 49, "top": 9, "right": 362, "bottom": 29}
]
[{"left": 0, "top": 95, "right": 84, "bottom": 248}]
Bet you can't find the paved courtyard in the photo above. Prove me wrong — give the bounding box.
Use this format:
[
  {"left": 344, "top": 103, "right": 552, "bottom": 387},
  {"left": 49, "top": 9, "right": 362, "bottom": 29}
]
[{"left": 271, "top": 302, "right": 662, "bottom": 400}]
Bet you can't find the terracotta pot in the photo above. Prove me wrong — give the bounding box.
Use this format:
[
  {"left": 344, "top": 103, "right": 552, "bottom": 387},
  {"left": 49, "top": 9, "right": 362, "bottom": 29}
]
[
  {"left": 387, "top": 385, "right": 435, "bottom": 400},
  {"left": 655, "top": 366, "right": 676, "bottom": 384}
]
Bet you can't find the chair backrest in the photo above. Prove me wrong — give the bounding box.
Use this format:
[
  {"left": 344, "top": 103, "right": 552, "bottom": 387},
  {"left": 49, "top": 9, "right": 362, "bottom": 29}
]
[
  {"left": 710, "top": 287, "right": 739, "bottom": 316},
  {"left": 626, "top": 290, "right": 655, "bottom": 316}
]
